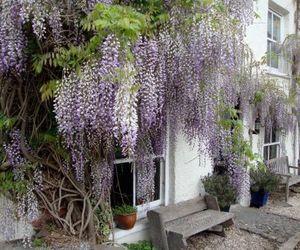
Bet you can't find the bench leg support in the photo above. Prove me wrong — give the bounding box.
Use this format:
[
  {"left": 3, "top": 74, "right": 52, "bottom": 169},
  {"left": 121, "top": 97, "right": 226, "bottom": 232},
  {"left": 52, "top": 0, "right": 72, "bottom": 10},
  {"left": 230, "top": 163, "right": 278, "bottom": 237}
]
[
  {"left": 222, "top": 218, "right": 234, "bottom": 228},
  {"left": 285, "top": 182, "right": 289, "bottom": 202},
  {"left": 167, "top": 231, "right": 187, "bottom": 250},
  {"left": 209, "top": 225, "right": 226, "bottom": 237}
]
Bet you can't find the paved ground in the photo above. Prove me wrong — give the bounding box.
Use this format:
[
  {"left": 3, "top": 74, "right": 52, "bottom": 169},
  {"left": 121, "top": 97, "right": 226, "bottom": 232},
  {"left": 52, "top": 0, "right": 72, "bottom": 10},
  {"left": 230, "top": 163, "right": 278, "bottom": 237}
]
[{"left": 230, "top": 204, "right": 300, "bottom": 243}]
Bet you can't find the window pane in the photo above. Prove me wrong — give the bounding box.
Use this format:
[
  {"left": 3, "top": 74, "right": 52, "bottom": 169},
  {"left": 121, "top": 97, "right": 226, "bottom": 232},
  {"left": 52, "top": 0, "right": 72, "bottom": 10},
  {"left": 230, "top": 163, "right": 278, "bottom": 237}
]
[
  {"left": 264, "top": 127, "right": 271, "bottom": 143},
  {"left": 111, "top": 163, "right": 133, "bottom": 207},
  {"left": 269, "top": 145, "right": 278, "bottom": 159},
  {"left": 273, "top": 14, "right": 281, "bottom": 42},
  {"left": 268, "top": 12, "right": 272, "bottom": 39},
  {"left": 267, "top": 40, "right": 272, "bottom": 67},
  {"left": 271, "top": 129, "right": 279, "bottom": 142},
  {"left": 270, "top": 41, "right": 279, "bottom": 68},
  {"left": 263, "top": 147, "right": 269, "bottom": 161},
  {"left": 136, "top": 159, "right": 161, "bottom": 205},
  {"left": 153, "top": 159, "right": 161, "bottom": 201}
]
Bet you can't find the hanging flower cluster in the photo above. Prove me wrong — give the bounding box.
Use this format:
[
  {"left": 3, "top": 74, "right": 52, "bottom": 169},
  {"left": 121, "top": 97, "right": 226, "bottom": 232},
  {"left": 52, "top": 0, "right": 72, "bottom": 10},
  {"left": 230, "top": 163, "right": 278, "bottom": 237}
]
[
  {"left": 52, "top": 1, "right": 256, "bottom": 200},
  {"left": 3, "top": 130, "right": 40, "bottom": 246},
  {"left": 258, "top": 86, "right": 292, "bottom": 130},
  {"left": 0, "top": 0, "right": 26, "bottom": 73},
  {"left": 5, "top": 0, "right": 293, "bottom": 208}
]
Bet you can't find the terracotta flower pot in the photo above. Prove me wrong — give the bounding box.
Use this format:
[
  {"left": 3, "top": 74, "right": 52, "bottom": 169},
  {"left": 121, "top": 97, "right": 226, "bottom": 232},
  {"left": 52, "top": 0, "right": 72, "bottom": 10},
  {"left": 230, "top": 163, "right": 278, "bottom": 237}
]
[{"left": 114, "top": 213, "right": 137, "bottom": 230}]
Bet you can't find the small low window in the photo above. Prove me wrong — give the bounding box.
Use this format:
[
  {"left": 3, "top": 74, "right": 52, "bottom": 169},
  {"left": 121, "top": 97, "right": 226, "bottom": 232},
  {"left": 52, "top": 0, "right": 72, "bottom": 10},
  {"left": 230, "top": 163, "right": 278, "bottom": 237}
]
[{"left": 110, "top": 156, "right": 165, "bottom": 216}]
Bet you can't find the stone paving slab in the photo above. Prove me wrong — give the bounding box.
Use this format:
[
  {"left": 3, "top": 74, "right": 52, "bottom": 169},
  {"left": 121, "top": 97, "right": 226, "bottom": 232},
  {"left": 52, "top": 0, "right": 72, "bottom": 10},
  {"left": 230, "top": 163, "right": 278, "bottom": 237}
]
[{"left": 230, "top": 205, "right": 300, "bottom": 243}]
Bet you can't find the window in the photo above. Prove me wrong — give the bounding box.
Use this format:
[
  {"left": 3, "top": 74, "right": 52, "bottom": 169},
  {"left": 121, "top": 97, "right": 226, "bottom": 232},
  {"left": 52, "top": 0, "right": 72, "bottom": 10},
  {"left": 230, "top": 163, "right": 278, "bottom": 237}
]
[
  {"left": 110, "top": 155, "right": 165, "bottom": 218},
  {"left": 263, "top": 127, "right": 280, "bottom": 161},
  {"left": 267, "top": 10, "right": 281, "bottom": 69}
]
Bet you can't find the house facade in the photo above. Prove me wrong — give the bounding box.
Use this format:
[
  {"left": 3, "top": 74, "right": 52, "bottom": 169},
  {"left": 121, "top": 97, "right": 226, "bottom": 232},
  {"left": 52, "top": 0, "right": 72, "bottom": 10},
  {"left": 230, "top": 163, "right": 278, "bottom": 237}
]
[
  {"left": 0, "top": 0, "right": 298, "bottom": 245},
  {"left": 112, "top": 0, "right": 300, "bottom": 244}
]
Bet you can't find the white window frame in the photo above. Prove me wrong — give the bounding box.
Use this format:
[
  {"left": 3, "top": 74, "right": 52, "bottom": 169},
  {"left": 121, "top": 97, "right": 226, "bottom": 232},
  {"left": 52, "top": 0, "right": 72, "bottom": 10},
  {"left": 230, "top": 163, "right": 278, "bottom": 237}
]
[
  {"left": 113, "top": 155, "right": 165, "bottom": 219},
  {"left": 263, "top": 127, "right": 280, "bottom": 161},
  {"left": 267, "top": 9, "right": 282, "bottom": 69}
]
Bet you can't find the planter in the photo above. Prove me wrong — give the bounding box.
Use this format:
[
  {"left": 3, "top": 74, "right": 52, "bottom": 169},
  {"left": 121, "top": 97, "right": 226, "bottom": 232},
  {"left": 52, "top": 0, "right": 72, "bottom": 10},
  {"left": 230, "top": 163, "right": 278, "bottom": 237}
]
[
  {"left": 221, "top": 206, "right": 230, "bottom": 212},
  {"left": 114, "top": 213, "right": 137, "bottom": 230},
  {"left": 250, "top": 191, "right": 269, "bottom": 208}
]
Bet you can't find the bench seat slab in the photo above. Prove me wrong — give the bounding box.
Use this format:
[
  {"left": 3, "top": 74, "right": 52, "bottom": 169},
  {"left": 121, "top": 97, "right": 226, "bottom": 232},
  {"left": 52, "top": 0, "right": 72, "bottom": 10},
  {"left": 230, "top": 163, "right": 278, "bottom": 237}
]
[
  {"left": 165, "top": 209, "right": 234, "bottom": 238},
  {"left": 288, "top": 176, "right": 300, "bottom": 186}
]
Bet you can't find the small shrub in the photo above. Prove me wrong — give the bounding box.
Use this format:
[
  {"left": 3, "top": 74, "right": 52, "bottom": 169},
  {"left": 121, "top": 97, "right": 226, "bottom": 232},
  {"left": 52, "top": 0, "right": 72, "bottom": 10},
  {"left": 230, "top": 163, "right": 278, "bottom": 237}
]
[
  {"left": 202, "top": 174, "right": 237, "bottom": 209},
  {"left": 113, "top": 204, "right": 137, "bottom": 216},
  {"left": 32, "top": 238, "right": 44, "bottom": 247},
  {"left": 250, "top": 162, "right": 280, "bottom": 193},
  {"left": 123, "top": 240, "right": 154, "bottom": 250}
]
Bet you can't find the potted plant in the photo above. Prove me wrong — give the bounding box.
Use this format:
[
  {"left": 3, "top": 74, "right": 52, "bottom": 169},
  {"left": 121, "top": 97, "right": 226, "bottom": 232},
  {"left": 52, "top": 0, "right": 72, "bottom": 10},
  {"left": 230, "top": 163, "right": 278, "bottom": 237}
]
[
  {"left": 250, "top": 162, "right": 280, "bottom": 208},
  {"left": 113, "top": 204, "right": 137, "bottom": 230},
  {"left": 202, "top": 174, "right": 237, "bottom": 211}
]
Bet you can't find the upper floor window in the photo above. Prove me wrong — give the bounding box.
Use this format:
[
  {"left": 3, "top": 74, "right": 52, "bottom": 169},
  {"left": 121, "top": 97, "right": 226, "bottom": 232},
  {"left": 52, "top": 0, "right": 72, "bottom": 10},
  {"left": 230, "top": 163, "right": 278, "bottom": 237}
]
[{"left": 267, "top": 10, "right": 281, "bottom": 69}]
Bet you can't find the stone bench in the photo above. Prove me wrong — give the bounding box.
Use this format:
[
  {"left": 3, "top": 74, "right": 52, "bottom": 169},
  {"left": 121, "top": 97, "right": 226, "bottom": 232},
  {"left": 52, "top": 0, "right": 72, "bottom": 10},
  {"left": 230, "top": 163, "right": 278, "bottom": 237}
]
[
  {"left": 267, "top": 156, "right": 300, "bottom": 202},
  {"left": 147, "top": 195, "right": 234, "bottom": 250}
]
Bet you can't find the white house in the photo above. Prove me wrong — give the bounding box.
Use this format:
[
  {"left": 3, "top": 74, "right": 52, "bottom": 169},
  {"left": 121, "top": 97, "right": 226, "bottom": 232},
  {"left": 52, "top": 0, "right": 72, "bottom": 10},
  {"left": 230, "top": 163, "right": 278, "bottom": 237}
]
[
  {"left": 0, "top": 0, "right": 298, "bottom": 245},
  {"left": 111, "top": 0, "right": 300, "bottom": 244}
]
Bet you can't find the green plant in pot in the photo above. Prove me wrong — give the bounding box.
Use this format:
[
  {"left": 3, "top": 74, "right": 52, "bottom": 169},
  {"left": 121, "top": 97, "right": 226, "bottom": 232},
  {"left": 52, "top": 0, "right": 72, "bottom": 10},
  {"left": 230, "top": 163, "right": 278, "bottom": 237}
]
[
  {"left": 113, "top": 204, "right": 137, "bottom": 230},
  {"left": 202, "top": 174, "right": 237, "bottom": 211},
  {"left": 250, "top": 162, "right": 280, "bottom": 208}
]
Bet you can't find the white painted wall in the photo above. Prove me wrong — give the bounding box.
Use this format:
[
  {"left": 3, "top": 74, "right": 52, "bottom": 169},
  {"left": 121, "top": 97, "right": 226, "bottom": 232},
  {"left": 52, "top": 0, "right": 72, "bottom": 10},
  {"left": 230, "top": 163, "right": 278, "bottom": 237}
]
[
  {"left": 0, "top": 196, "right": 34, "bottom": 242},
  {"left": 168, "top": 0, "right": 300, "bottom": 208},
  {"left": 171, "top": 132, "right": 213, "bottom": 204}
]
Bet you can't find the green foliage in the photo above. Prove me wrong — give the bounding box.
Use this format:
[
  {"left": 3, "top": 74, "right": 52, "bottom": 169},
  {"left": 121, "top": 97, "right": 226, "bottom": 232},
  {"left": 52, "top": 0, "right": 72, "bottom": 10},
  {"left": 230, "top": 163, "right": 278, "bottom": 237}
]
[
  {"left": 94, "top": 202, "right": 112, "bottom": 243},
  {"left": 0, "top": 113, "right": 17, "bottom": 131},
  {"left": 123, "top": 240, "right": 154, "bottom": 250},
  {"left": 32, "top": 130, "right": 69, "bottom": 161},
  {"left": 82, "top": 3, "right": 148, "bottom": 43},
  {"left": 0, "top": 171, "right": 27, "bottom": 196},
  {"left": 40, "top": 80, "right": 60, "bottom": 102},
  {"left": 32, "top": 238, "right": 45, "bottom": 247},
  {"left": 202, "top": 174, "right": 237, "bottom": 209},
  {"left": 33, "top": 44, "right": 94, "bottom": 73},
  {"left": 254, "top": 90, "right": 264, "bottom": 103},
  {"left": 124, "top": 0, "right": 169, "bottom": 30},
  {"left": 250, "top": 161, "right": 280, "bottom": 193},
  {"left": 219, "top": 106, "right": 256, "bottom": 164},
  {"left": 33, "top": 3, "right": 153, "bottom": 73},
  {"left": 113, "top": 204, "right": 137, "bottom": 216}
]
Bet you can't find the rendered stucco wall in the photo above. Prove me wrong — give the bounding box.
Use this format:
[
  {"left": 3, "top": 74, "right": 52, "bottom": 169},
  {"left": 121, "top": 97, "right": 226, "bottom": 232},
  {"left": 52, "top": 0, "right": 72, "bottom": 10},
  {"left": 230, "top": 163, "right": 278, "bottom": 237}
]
[
  {"left": 170, "top": 131, "right": 213, "bottom": 204},
  {"left": 113, "top": 0, "right": 300, "bottom": 244},
  {"left": 0, "top": 197, "right": 34, "bottom": 242},
  {"left": 245, "top": 0, "right": 299, "bottom": 168}
]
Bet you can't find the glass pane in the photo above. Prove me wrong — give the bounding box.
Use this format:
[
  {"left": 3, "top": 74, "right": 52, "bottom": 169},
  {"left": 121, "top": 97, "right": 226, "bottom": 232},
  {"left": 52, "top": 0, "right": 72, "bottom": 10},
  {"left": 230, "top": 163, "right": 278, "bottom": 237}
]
[
  {"left": 268, "top": 12, "right": 272, "bottom": 39},
  {"left": 273, "top": 14, "right": 281, "bottom": 42},
  {"left": 263, "top": 147, "right": 269, "bottom": 161},
  {"left": 136, "top": 159, "right": 161, "bottom": 205},
  {"left": 153, "top": 159, "right": 161, "bottom": 201},
  {"left": 267, "top": 40, "right": 272, "bottom": 67},
  {"left": 111, "top": 163, "right": 134, "bottom": 207},
  {"left": 269, "top": 145, "right": 278, "bottom": 159},
  {"left": 270, "top": 41, "right": 279, "bottom": 68},
  {"left": 264, "top": 127, "right": 271, "bottom": 143},
  {"left": 271, "top": 129, "right": 279, "bottom": 142}
]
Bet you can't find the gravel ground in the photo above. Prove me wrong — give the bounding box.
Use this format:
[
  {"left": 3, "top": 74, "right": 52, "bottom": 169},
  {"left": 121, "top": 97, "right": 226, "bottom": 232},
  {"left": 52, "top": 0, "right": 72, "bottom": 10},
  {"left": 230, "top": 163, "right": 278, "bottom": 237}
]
[
  {"left": 187, "top": 190, "right": 300, "bottom": 250},
  {"left": 261, "top": 191, "right": 300, "bottom": 220},
  {"left": 187, "top": 226, "right": 278, "bottom": 250}
]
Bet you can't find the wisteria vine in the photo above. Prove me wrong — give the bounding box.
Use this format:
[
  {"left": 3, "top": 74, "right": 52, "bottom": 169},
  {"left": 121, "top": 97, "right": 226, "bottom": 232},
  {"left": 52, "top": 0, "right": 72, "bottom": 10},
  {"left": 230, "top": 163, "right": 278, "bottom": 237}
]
[{"left": 0, "top": 0, "right": 296, "bottom": 245}]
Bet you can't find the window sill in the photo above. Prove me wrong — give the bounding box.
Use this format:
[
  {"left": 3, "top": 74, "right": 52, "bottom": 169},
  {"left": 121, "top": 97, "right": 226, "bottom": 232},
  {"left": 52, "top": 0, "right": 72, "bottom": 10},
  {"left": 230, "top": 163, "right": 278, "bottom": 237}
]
[
  {"left": 266, "top": 68, "right": 290, "bottom": 79},
  {"left": 109, "top": 218, "right": 149, "bottom": 241}
]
